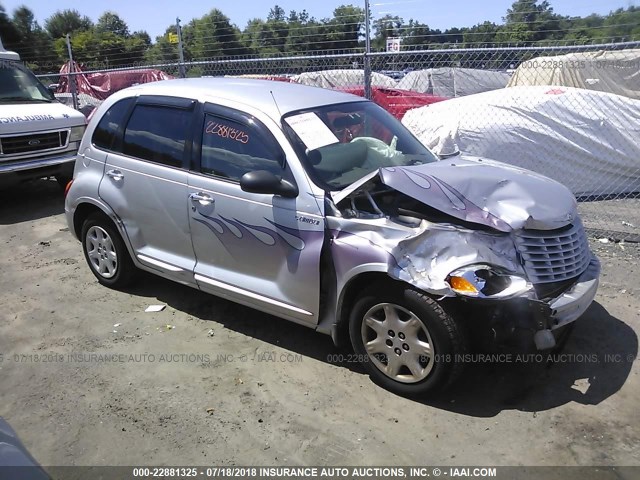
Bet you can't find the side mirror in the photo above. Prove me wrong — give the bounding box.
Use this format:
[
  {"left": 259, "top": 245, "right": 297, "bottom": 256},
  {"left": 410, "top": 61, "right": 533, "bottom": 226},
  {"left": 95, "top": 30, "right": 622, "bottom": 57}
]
[{"left": 240, "top": 170, "right": 298, "bottom": 198}]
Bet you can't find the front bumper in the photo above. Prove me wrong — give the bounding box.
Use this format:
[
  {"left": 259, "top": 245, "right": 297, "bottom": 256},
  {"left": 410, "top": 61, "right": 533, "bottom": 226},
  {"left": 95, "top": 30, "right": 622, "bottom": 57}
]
[
  {"left": 546, "top": 256, "right": 600, "bottom": 330},
  {"left": 527, "top": 255, "right": 600, "bottom": 349},
  {"left": 0, "top": 152, "right": 77, "bottom": 174}
]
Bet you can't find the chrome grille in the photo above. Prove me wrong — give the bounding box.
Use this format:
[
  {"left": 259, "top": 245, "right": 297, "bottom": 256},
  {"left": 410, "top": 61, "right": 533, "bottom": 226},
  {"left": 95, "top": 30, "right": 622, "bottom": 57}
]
[
  {"left": 0, "top": 131, "right": 68, "bottom": 156},
  {"left": 515, "top": 218, "right": 591, "bottom": 284}
]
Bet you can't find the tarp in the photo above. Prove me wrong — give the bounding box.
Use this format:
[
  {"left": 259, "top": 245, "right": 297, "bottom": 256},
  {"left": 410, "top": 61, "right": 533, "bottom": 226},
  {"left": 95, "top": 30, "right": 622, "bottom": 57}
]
[
  {"left": 339, "top": 86, "right": 447, "bottom": 119},
  {"left": 402, "top": 85, "right": 640, "bottom": 197},
  {"left": 57, "top": 61, "right": 173, "bottom": 100},
  {"left": 507, "top": 49, "right": 640, "bottom": 100},
  {"left": 291, "top": 69, "right": 397, "bottom": 89},
  {"left": 397, "top": 67, "right": 511, "bottom": 97},
  {"left": 224, "top": 74, "right": 292, "bottom": 82}
]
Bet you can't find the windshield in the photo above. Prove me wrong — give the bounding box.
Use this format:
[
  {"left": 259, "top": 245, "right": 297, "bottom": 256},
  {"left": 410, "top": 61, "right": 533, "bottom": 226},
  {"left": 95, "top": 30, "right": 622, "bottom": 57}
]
[
  {"left": 0, "top": 60, "right": 55, "bottom": 103},
  {"left": 283, "top": 101, "right": 438, "bottom": 190}
]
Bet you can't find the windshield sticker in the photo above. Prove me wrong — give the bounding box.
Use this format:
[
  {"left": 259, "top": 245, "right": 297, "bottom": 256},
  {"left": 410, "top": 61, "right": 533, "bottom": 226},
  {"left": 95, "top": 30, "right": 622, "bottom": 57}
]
[
  {"left": 285, "top": 112, "right": 338, "bottom": 151},
  {"left": 0, "top": 114, "right": 55, "bottom": 123},
  {"left": 205, "top": 120, "right": 249, "bottom": 144}
]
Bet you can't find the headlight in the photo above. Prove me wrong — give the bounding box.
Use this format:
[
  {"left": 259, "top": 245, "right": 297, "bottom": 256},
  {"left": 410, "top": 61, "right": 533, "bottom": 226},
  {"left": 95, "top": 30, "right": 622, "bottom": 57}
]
[
  {"left": 446, "top": 264, "right": 531, "bottom": 299},
  {"left": 69, "top": 125, "right": 86, "bottom": 142}
]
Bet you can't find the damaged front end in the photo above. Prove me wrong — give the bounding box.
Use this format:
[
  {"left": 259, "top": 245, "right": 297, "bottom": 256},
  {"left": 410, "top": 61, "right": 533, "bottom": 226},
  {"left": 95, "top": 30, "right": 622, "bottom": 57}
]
[{"left": 326, "top": 157, "right": 600, "bottom": 351}]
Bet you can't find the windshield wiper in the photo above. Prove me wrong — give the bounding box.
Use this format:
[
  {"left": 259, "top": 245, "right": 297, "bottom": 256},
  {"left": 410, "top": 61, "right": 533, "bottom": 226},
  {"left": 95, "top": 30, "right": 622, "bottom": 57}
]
[{"left": 0, "top": 96, "right": 53, "bottom": 103}]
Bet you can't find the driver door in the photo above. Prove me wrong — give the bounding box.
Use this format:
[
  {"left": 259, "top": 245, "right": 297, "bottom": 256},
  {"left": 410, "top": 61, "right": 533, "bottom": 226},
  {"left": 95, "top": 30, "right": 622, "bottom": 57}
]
[{"left": 187, "top": 104, "right": 325, "bottom": 325}]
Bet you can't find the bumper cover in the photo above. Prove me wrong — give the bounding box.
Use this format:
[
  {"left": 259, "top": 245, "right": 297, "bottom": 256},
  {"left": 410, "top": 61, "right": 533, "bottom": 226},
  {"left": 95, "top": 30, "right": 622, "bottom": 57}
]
[
  {"left": 547, "top": 256, "right": 600, "bottom": 330},
  {"left": 0, "top": 152, "right": 77, "bottom": 174}
]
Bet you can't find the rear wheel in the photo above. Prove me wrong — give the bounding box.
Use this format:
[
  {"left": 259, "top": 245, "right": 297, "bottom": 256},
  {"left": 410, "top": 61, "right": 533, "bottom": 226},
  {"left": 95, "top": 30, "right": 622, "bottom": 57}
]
[
  {"left": 81, "top": 212, "right": 136, "bottom": 288},
  {"left": 349, "top": 284, "right": 467, "bottom": 396}
]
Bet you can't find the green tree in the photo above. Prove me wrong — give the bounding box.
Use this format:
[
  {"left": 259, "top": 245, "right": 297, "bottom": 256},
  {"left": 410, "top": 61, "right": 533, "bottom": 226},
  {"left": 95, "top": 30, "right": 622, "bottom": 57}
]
[
  {"left": 45, "top": 9, "right": 93, "bottom": 39},
  {"left": 0, "top": 3, "right": 19, "bottom": 47},
  {"left": 10, "top": 6, "right": 56, "bottom": 70},
  {"left": 373, "top": 14, "right": 403, "bottom": 50},
  {"left": 96, "top": 11, "right": 130, "bottom": 38},
  {"left": 324, "top": 5, "right": 365, "bottom": 51},
  {"left": 499, "top": 0, "right": 561, "bottom": 43}
]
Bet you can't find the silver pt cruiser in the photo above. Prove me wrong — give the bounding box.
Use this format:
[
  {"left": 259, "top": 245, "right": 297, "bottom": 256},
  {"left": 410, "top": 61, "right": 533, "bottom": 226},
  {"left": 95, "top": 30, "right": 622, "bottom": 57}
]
[{"left": 65, "top": 78, "right": 600, "bottom": 395}]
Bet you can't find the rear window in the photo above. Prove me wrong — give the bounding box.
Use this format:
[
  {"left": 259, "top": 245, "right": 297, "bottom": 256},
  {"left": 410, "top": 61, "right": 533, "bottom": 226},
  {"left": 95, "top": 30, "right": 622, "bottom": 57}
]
[{"left": 92, "top": 98, "right": 134, "bottom": 150}]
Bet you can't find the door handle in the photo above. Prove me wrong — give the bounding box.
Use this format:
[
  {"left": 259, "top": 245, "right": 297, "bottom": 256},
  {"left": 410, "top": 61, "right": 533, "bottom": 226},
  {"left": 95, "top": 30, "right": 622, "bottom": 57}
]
[
  {"left": 106, "top": 169, "right": 124, "bottom": 181},
  {"left": 189, "top": 192, "right": 214, "bottom": 206}
]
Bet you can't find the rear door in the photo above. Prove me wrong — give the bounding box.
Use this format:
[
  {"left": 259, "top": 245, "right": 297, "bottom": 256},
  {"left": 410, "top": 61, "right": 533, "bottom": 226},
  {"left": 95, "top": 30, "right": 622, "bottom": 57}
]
[
  {"left": 98, "top": 95, "right": 198, "bottom": 284},
  {"left": 187, "top": 103, "right": 325, "bottom": 325}
]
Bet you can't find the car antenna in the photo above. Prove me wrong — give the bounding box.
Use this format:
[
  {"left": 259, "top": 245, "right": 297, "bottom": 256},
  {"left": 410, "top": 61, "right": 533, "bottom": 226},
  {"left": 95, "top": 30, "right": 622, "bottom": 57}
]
[{"left": 270, "top": 90, "right": 283, "bottom": 119}]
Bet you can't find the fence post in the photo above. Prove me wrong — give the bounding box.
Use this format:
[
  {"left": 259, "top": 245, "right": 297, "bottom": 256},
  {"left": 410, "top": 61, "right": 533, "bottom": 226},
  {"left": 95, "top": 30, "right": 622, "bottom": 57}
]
[
  {"left": 363, "top": 0, "right": 372, "bottom": 100},
  {"left": 176, "top": 17, "right": 186, "bottom": 78},
  {"left": 65, "top": 34, "right": 78, "bottom": 110}
]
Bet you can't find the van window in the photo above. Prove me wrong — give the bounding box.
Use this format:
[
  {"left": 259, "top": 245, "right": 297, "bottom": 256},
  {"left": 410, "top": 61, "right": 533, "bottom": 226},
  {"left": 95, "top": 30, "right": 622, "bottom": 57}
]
[
  {"left": 92, "top": 98, "right": 134, "bottom": 150},
  {"left": 122, "top": 104, "right": 191, "bottom": 168}
]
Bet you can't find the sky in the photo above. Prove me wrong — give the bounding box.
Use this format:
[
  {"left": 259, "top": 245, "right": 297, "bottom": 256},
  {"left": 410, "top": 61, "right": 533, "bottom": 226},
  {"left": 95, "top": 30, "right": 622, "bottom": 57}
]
[{"left": 0, "top": 0, "right": 635, "bottom": 39}]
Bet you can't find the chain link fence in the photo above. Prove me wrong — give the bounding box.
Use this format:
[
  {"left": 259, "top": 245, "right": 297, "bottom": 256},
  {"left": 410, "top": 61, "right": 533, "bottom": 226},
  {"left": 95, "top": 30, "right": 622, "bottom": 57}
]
[{"left": 37, "top": 41, "right": 640, "bottom": 241}]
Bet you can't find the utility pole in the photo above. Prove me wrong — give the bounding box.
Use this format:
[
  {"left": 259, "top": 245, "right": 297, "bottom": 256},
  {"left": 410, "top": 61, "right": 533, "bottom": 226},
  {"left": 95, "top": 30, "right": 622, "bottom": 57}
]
[
  {"left": 364, "top": 0, "right": 372, "bottom": 100},
  {"left": 176, "top": 17, "right": 186, "bottom": 78},
  {"left": 65, "top": 34, "right": 78, "bottom": 110}
]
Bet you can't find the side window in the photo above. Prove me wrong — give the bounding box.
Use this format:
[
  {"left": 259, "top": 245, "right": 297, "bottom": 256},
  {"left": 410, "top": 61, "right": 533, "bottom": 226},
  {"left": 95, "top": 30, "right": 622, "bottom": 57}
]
[
  {"left": 200, "top": 114, "right": 283, "bottom": 182},
  {"left": 122, "top": 104, "right": 191, "bottom": 168},
  {"left": 92, "top": 98, "right": 134, "bottom": 151}
]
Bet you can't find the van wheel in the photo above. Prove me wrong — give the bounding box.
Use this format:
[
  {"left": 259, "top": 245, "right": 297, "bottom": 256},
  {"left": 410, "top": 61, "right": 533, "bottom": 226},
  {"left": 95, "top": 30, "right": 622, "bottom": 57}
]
[
  {"left": 349, "top": 284, "right": 467, "bottom": 396},
  {"left": 81, "top": 212, "right": 135, "bottom": 288}
]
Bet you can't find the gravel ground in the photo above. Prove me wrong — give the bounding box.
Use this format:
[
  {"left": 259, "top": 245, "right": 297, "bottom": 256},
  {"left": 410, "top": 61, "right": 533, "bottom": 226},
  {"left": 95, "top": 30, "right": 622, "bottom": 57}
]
[{"left": 0, "top": 179, "right": 638, "bottom": 468}]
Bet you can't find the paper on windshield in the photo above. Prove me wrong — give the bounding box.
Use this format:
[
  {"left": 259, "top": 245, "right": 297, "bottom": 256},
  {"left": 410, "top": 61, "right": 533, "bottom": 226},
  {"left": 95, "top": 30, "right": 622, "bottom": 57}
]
[{"left": 285, "top": 112, "right": 339, "bottom": 151}]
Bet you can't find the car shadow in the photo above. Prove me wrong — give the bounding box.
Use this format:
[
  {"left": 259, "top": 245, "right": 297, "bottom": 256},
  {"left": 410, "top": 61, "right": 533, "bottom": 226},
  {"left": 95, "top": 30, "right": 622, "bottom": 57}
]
[
  {"left": 0, "top": 179, "right": 64, "bottom": 224},
  {"left": 128, "top": 273, "right": 636, "bottom": 417}
]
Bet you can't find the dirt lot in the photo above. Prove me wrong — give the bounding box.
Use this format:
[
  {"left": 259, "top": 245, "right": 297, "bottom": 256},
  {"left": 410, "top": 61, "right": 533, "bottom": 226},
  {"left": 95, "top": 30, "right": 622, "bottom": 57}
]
[{"left": 0, "top": 179, "right": 639, "bottom": 468}]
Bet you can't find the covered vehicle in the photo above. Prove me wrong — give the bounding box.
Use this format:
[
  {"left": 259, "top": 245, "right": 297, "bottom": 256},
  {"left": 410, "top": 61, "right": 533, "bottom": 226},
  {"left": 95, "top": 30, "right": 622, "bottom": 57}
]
[
  {"left": 402, "top": 85, "right": 640, "bottom": 197},
  {"left": 57, "top": 61, "right": 173, "bottom": 101},
  {"left": 0, "top": 39, "right": 86, "bottom": 188},
  {"left": 339, "top": 86, "right": 447, "bottom": 119},
  {"left": 66, "top": 78, "right": 599, "bottom": 396},
  {"left": 292, "top": 69, "right": 397, "bottom": 89},
  {"left": 397, "top": 67, "right": 511, "bottom": 97},
  {"left": 507, "top": 48, "right": 640, "bottom": 100}
]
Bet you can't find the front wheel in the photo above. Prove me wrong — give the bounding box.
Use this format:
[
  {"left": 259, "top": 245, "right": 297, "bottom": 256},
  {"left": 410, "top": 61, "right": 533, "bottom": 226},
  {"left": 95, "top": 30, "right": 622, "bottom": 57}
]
[
  {"left": 81, "top": 212, "right": 136, "bottom": 288},
  {"left": 349, "top": 284, "right": 467, "bottom": 396}
]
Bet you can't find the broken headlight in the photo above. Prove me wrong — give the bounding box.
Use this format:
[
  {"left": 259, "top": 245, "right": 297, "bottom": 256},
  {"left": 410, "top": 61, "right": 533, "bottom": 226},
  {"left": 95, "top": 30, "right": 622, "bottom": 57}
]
[{"left": 446, "top": 265, "right": 531, "bottom": 299}]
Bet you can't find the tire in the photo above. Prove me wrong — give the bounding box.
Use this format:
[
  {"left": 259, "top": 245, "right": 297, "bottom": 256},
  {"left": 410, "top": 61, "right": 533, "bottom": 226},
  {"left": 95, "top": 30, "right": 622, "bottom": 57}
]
[
  {"left": 349, "top": 284, "right": 467, "bottom": 396},
  {"left": 81, "top": 212, "right": 136, "bottom": 289}
]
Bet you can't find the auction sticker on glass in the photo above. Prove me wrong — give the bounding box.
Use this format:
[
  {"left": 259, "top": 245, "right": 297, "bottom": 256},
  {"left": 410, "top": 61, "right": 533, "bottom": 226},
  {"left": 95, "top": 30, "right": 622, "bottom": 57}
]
[{"left": 285, "top": 112, "right": 339, "bottom": 150}]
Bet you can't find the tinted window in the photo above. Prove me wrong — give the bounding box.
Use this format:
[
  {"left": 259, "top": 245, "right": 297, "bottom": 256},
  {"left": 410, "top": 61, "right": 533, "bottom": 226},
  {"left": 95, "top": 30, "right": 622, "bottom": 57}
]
[
  {"left": 122, "top": 105, "right": 191, "bottom": 167},
  {"left": 92, "top": 98, "right": 133, "bottom": 150},
  {"left": 200, "top": 114, "right": 283, "bottom": 182}
]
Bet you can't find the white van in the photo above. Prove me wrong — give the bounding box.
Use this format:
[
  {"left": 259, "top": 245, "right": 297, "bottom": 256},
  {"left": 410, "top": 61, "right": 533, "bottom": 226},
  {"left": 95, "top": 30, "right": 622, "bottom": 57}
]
[{"left": 0, "top": 38, "right": 86, "bottom": 188}]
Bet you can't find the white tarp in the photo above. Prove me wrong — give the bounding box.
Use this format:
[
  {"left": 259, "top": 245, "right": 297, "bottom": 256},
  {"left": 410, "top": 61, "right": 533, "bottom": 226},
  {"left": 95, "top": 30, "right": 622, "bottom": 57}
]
[
  {"left": 507, "top": 49, "right": 640, "bottom": 100},
  {"left": 291, "top": 69, "right": 397, "bottom": 89},
  {"left": 402, "top": 85, "right": 640, "bottom": 197},
  {"left": 397, "top": 68, "right": 511, "bottom": 97}
]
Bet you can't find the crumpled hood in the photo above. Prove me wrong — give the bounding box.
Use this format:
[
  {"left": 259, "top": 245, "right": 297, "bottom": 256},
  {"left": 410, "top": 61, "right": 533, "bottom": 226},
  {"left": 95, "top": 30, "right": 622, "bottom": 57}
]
[
  {"left": 335, "top": 155, "right": 578, "bottom": 232},
  {"left": 0, "top": 102, "right": 85, "bottom": 135}
]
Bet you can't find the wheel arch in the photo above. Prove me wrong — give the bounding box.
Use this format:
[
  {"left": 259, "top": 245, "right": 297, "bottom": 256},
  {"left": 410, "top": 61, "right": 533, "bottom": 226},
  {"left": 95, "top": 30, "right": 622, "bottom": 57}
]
[
  {"left": 333, "top": 270, "right": 406, "bottom": 347},
  {"left": 72, "top": 198, "right": 138, "bottom": 266}
]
